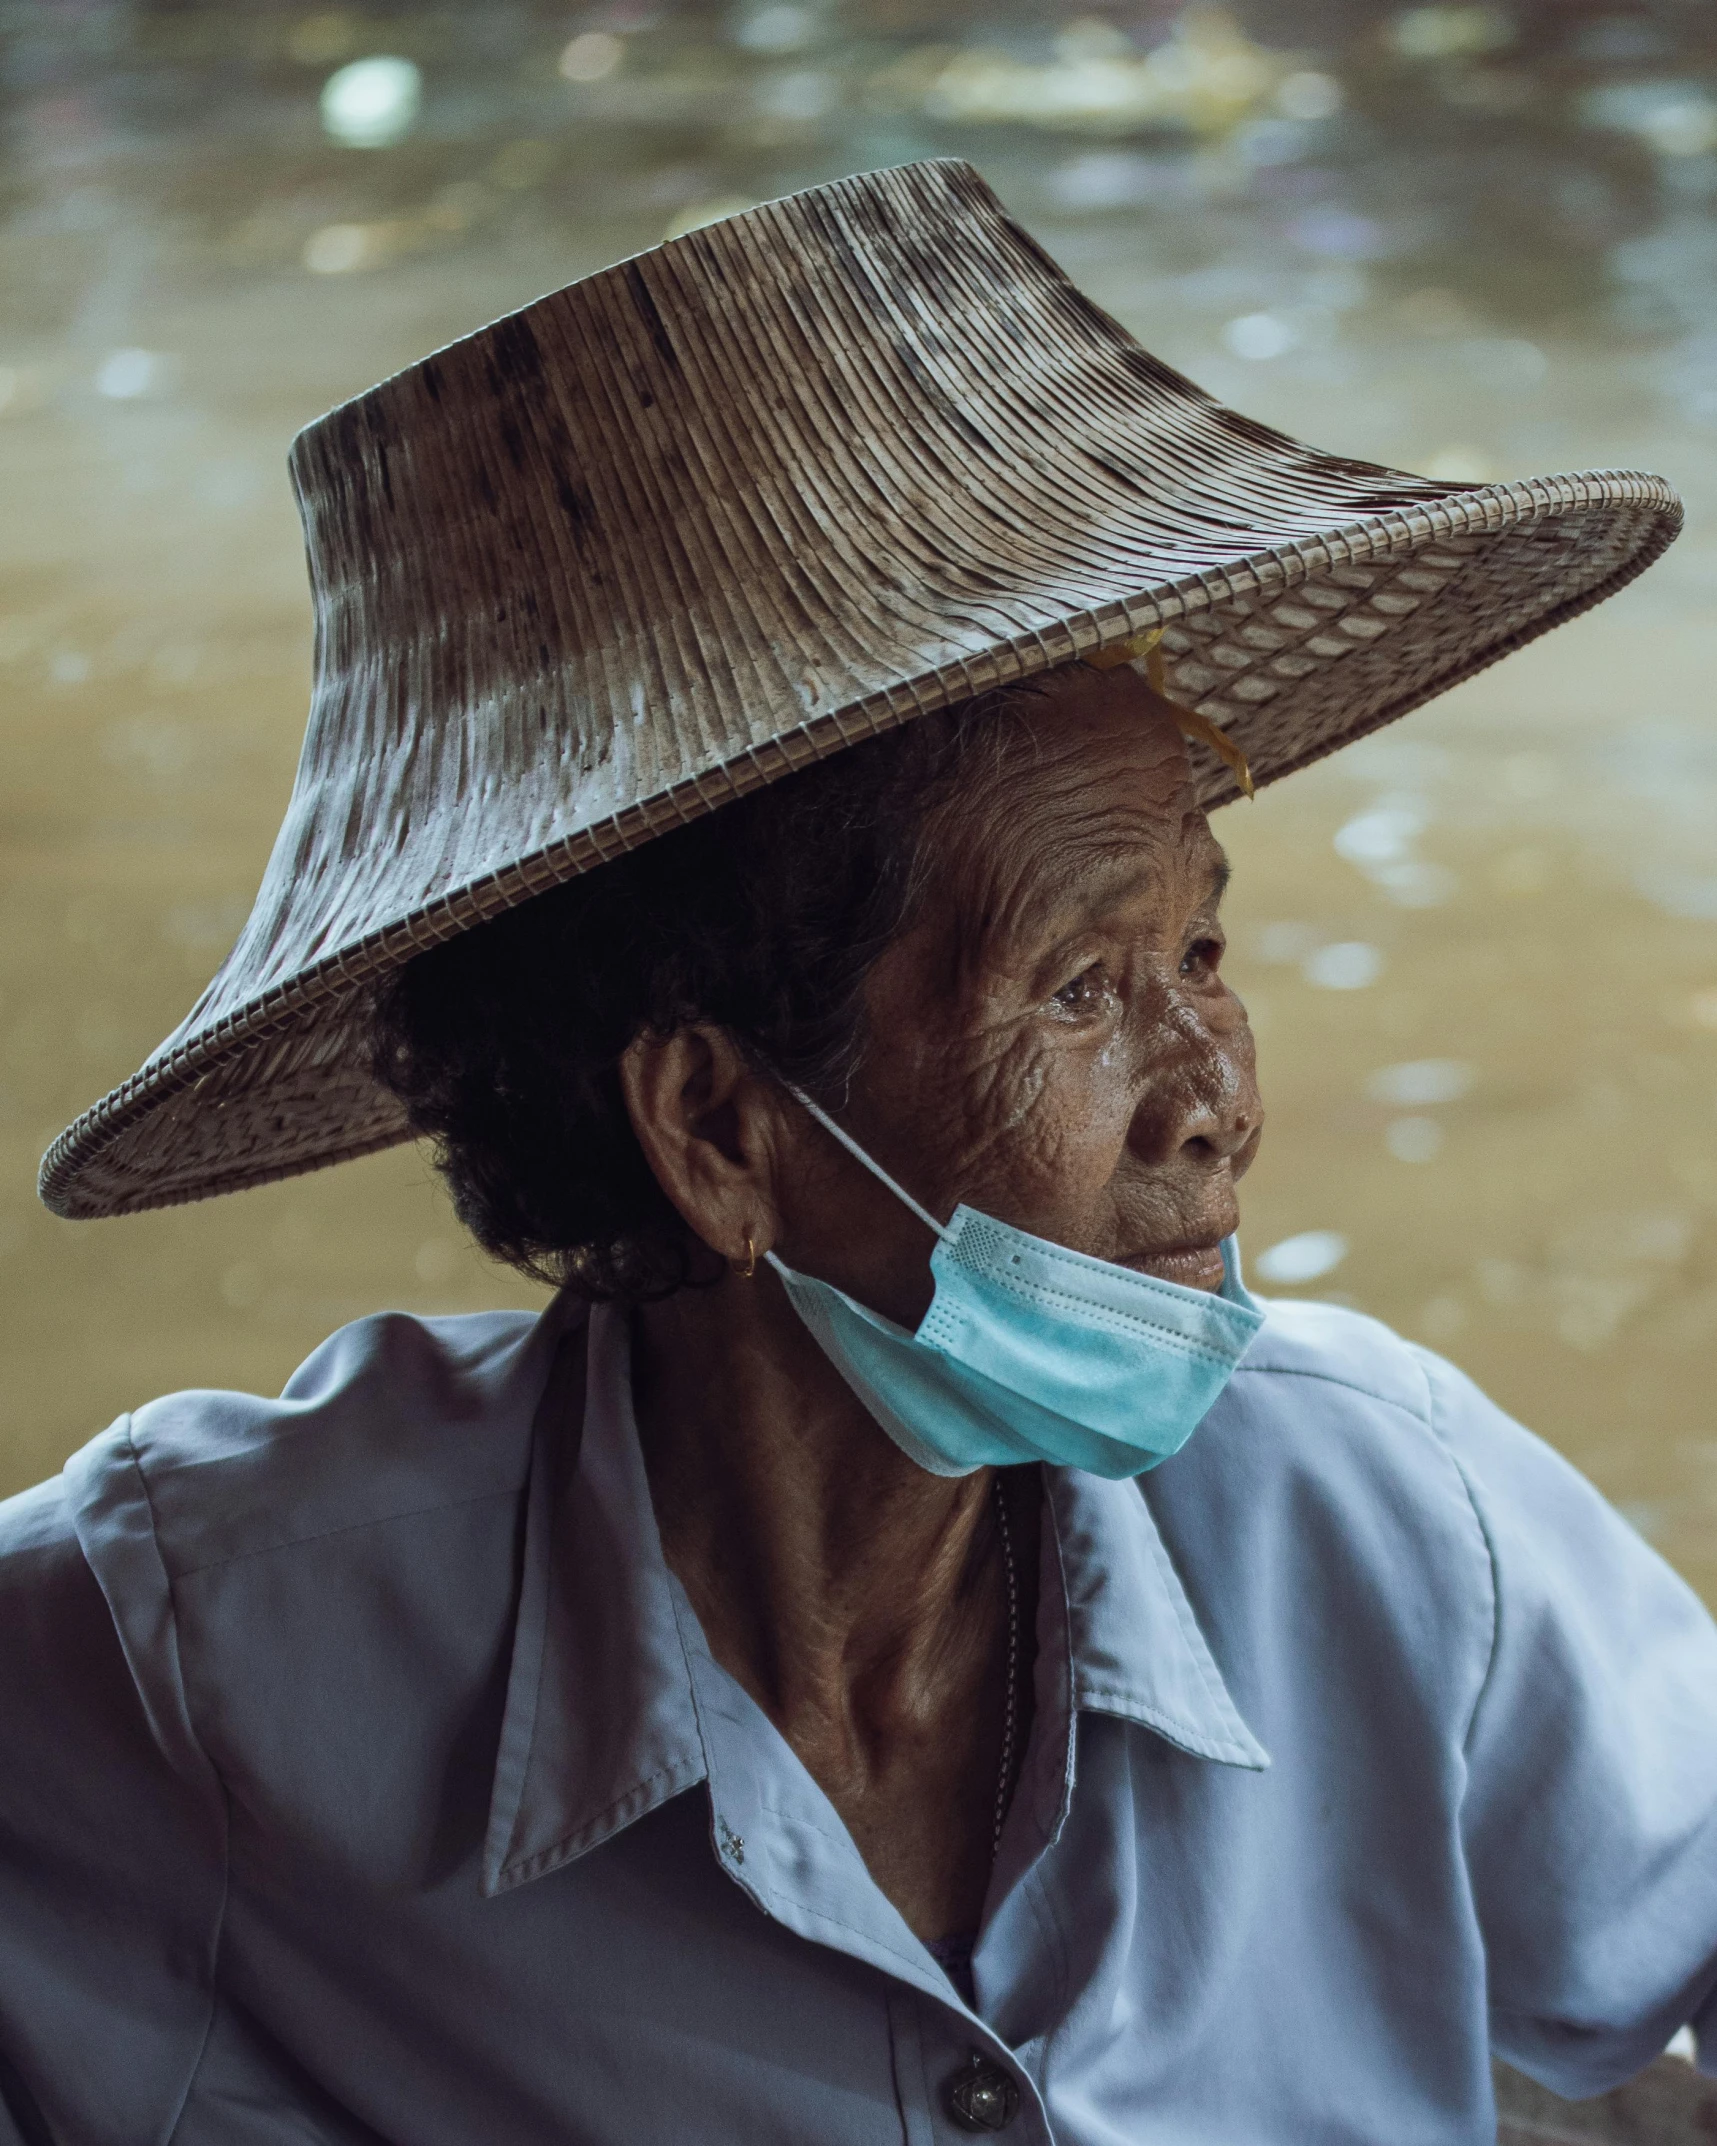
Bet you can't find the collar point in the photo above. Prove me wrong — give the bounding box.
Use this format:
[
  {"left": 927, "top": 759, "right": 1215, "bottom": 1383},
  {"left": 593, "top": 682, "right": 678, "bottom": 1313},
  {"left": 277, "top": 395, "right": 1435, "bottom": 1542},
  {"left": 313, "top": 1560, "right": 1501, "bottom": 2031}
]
[{"left": 1074, "top": 1680, "right": 1271, "bottom": 1772}]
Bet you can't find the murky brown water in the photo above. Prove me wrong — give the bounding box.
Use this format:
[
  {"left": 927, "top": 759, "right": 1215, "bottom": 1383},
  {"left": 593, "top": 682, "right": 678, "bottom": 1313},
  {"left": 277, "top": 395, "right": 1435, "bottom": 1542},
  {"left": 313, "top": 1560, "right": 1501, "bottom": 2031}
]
[{"left": 5, "top": 1, "right": 1717, "bottom": 1599}]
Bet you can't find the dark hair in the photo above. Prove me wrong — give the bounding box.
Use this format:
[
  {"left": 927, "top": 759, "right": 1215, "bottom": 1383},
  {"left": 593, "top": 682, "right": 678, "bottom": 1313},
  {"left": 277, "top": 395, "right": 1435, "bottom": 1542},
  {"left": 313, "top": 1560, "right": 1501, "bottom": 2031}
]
[{"left": 369, "top": 689, "right": 1034, "bottom": 1300}]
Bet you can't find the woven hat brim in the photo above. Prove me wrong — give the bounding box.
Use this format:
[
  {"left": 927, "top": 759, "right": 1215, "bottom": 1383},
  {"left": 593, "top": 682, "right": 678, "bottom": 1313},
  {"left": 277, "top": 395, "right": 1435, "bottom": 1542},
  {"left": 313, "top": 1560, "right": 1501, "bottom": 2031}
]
[{"left": 42, "top": 468, "right": 1677, "bottom": 1220}]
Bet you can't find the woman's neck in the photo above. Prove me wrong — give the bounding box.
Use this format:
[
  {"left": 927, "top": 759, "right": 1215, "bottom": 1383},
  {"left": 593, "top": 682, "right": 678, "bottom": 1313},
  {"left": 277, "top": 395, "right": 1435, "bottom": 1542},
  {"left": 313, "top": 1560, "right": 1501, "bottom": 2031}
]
[{"left": 629, "top": 1268, "right": 1039, "bottom": 1940}]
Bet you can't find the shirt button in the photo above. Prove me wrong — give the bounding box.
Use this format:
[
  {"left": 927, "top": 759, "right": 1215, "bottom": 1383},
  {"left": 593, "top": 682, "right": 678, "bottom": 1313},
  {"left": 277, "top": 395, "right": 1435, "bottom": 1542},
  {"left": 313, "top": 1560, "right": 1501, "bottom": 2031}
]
[{"left": 945, "top": 2053, "right": 1021, "bottom": 2132}]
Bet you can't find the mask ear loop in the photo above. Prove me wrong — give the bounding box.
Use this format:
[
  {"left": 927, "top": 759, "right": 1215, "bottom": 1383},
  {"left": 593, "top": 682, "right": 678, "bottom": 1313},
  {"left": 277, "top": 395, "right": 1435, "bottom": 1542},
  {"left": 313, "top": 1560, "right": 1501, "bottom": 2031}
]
[{"left": 784, "top": 1086, "right": 950, "bottom": 1242}]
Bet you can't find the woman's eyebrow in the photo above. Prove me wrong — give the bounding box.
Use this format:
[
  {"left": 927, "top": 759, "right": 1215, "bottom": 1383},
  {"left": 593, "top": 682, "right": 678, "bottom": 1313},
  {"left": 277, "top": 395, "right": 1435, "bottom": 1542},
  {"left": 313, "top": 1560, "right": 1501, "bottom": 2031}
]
[
  {"left": 1019, "top": 853, "right": 1154, "bottom": 935},
  {"left": 1002, "top": 840, "right": 1230, "bottom": 953},
  {"left": 1060, "top": 842, "right": 1231, "bottom": 919}
]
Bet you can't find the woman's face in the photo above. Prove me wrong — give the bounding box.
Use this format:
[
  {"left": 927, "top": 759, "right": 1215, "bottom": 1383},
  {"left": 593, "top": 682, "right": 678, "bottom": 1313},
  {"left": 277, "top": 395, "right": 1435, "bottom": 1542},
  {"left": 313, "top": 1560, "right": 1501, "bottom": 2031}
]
[{"left": 774, "top": 662, "right": 1262, "bottom": 1328}]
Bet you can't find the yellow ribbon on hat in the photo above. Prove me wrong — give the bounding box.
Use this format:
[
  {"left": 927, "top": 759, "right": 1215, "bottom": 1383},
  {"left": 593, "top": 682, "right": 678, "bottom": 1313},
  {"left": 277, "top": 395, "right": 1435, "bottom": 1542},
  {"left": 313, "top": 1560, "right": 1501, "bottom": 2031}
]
[{"left": 1084, "top": 628, "right": 1255, "bottom": 800}]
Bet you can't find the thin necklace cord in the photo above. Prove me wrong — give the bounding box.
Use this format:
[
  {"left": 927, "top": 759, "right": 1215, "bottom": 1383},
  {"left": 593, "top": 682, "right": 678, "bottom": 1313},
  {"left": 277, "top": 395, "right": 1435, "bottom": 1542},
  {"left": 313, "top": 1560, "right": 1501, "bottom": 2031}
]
[{"left": 991, "top": 1474, "right": 1021, "bottom": 1863}]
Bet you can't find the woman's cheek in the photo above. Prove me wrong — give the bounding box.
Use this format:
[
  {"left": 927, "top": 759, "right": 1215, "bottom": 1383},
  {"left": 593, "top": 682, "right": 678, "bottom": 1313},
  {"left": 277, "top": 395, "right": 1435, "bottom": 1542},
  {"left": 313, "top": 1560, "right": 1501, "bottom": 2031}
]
[
  {"left": 1003, "top": 1028, "right": 1133, "bottom": 1199},
  {"left": 932, "top": 1025, "right": 1067, "bottom": 1191}
]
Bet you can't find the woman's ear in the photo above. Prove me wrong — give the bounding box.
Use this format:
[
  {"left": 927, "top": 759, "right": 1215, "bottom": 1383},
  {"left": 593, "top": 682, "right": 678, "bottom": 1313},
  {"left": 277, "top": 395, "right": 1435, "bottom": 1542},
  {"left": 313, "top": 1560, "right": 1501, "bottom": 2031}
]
[{"left": 619, "top": 1025, "right": 784, "bottom": 1268}]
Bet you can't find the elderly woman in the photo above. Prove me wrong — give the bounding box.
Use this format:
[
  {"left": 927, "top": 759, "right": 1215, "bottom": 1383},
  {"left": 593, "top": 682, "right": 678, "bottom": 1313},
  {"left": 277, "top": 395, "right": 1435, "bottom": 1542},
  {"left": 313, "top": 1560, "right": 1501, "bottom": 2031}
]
[{"left": 4, "top": 162, "right": 1717, "bottom": 2146}]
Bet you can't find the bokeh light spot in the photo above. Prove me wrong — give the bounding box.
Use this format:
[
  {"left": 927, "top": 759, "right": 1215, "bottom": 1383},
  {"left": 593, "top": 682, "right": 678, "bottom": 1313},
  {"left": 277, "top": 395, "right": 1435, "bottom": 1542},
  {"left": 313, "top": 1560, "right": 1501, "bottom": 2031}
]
[
  {"left": 1303, "top": 941, "right": 1384, "bottom": 991},
  {"left": 1386, "top": 1115, "right": 1446, "bottom": 1163},
  {"left": 1255, "top": 1230, "right": 1350, "bottom": 1285},
  {"left": 320, "top": 55, "right": 421, "bottom": 149},
  {"left": 95, "top": 348, "right": 169, "bottom": 400},
  {"left": 559, "top": 32, "right": 625, "bottom": 83},
  {"left": 1366, "top": 1059, "right": 1475, "bottom": 1107}
]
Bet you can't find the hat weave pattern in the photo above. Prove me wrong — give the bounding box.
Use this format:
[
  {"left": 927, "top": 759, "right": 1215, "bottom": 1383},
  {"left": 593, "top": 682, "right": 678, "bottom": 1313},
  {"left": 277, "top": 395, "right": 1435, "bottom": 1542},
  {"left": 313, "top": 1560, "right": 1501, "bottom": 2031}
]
[{"left": 42, "top": 159, "right": 1678, "bottom": 1219}]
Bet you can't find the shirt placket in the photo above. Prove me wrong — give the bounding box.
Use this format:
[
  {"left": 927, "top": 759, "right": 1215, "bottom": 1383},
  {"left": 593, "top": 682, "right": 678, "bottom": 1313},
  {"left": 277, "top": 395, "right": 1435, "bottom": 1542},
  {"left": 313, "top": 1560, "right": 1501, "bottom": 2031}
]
[{"left": 674, "top": 1593, "right": 1062, "bottom": 2145}]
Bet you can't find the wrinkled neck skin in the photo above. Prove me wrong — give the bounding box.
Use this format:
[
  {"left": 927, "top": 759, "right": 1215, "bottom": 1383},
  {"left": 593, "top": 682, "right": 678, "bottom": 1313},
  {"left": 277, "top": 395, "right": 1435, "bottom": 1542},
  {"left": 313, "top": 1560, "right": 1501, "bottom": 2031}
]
[
  {"left": 627, "top": 668, "right": 1261, "bottom": 1941},
  {"left": 633, "top": 1264, "right": 1037, "bottom": 1939}
]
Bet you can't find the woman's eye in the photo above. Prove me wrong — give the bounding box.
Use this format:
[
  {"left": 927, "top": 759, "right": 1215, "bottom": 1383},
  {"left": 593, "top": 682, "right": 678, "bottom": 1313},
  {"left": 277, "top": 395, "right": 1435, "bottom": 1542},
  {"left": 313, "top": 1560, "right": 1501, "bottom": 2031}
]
[
  {"left": 1052, "top": 964, "right": 1112, "bottom": 1013},
  {"left": 1181, "top": 935, "right": 1223, "bottom": 978}
]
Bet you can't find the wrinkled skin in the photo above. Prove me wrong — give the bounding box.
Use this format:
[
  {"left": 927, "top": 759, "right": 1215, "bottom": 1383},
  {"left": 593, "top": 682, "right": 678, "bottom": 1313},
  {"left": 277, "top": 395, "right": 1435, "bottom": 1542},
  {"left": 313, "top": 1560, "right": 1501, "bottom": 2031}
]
[{"left": 624, "top": 663, "right": 1261, "bottom": 1941}]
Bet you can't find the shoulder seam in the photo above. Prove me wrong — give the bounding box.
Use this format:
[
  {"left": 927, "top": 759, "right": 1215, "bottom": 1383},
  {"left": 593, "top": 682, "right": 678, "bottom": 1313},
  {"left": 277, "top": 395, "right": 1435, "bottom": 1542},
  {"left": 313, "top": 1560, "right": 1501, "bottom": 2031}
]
[
  {"left": 111, "top": 1415, "right": 233, "bottom": 2144},
  {"left": 1235, "top": 1344, "right": 1501, "bottom": 1737},
  {"left": 1413, "top": 1354, "right": 1503, "bottom": 1752},
  {"left": 1229, "top": 1358, "right": 1431, "bottom": 1423},
  {"left": 123, "top": 1416, "right": 227, "bottom": 1805}
]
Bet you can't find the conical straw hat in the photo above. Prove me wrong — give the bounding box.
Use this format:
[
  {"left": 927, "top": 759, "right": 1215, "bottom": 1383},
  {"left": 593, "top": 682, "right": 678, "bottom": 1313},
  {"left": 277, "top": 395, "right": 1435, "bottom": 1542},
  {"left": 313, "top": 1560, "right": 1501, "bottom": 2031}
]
[{"left": 42, "top": 158, "right": 1678, "bottom": 1221}]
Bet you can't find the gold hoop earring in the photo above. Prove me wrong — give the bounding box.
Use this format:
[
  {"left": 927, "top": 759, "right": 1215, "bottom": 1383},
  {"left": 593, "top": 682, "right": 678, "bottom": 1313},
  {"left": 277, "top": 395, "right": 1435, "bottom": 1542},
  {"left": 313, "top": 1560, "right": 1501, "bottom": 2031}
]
[{"left": 733, "top": 1228, "right": 759, "bottom": 1280}]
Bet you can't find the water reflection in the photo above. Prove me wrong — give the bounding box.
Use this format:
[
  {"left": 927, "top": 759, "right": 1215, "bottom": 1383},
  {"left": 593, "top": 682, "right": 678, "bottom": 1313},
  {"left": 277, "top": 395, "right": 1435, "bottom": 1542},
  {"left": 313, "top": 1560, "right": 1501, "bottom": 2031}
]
[{"left": 2, "top": 0, "right": 1716, "bottom": 1600}]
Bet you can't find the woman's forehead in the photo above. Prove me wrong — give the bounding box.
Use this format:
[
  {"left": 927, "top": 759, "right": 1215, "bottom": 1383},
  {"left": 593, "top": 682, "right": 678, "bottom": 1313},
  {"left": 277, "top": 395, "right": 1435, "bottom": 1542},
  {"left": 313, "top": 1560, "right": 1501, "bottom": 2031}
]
[
  {"left": 982, "top": 821, "right": 1227, "bottom": 939},
  {"left": 925, "top": 680, "right": 1221, "bottom": 933}
]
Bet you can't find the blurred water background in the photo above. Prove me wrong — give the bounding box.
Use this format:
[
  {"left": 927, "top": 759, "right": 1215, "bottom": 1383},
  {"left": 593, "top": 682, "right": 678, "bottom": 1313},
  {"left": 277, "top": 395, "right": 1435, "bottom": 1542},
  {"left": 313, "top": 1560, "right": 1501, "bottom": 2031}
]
[{"left": 4, "top": 0, "right": 1717, "bottom": 1599}]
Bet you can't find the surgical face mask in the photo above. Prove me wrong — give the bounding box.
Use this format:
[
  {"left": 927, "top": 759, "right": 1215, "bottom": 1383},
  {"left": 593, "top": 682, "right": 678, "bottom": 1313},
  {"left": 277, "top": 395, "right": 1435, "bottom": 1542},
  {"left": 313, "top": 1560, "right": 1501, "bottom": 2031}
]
[{"left": 766, "top": 1093, "right": 1264, "bottom": 1480}]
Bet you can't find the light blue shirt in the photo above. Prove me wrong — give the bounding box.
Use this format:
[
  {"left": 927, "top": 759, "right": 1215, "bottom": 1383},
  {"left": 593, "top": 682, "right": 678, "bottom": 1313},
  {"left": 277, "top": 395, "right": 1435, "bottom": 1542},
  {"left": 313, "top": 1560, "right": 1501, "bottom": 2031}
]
[{"left": 3, "top": 1289, "right": 1717, "bottom": 2144}]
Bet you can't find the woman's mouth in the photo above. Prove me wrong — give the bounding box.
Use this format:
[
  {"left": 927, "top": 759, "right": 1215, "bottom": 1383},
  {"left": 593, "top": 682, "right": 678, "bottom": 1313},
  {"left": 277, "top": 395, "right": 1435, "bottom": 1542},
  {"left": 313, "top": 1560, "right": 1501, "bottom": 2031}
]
[{"left": 1118, "top": 1239, "right": 1229, "bottom": 1293}]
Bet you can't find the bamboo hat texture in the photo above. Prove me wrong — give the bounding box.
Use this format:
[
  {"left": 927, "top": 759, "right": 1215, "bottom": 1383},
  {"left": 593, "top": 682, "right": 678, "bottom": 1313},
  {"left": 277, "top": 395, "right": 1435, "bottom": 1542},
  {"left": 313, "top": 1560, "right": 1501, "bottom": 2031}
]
[{"left": 43, "top": 157, "right": 1679, "bottom": 1220}]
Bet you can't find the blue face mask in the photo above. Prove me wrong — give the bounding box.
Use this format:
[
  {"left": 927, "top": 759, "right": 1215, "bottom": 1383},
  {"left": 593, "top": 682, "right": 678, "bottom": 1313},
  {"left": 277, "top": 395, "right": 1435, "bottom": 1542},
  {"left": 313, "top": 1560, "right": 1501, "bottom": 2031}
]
[{"left": 767, "top": 1093, "right": 1265, "bottom": 1480}]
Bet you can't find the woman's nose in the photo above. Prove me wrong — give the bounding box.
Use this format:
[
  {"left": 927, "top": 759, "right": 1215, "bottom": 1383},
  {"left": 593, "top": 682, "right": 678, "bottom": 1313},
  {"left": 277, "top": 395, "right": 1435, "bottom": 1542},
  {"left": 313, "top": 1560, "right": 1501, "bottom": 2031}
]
[
  {"left": 1128, "top": 1000, "right": 1261, "bottom": 1163},
  {"left": 1182, "top": 1090, "right": 1261, "bottom": 1162}
]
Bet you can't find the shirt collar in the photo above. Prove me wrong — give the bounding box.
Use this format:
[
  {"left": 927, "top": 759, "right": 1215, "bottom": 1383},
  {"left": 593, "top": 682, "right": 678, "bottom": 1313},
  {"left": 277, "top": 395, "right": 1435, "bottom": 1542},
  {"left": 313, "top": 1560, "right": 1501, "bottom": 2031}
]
[
  {"left": 483, "top": 1299, "right": 1265, "bottom": 1898},
  {"left": 1046, "top": 1464, "right": 1270, "bottom": 1772},
  {"left": 482, "top": 1300, "right": 706, "bottom": 1895}
]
